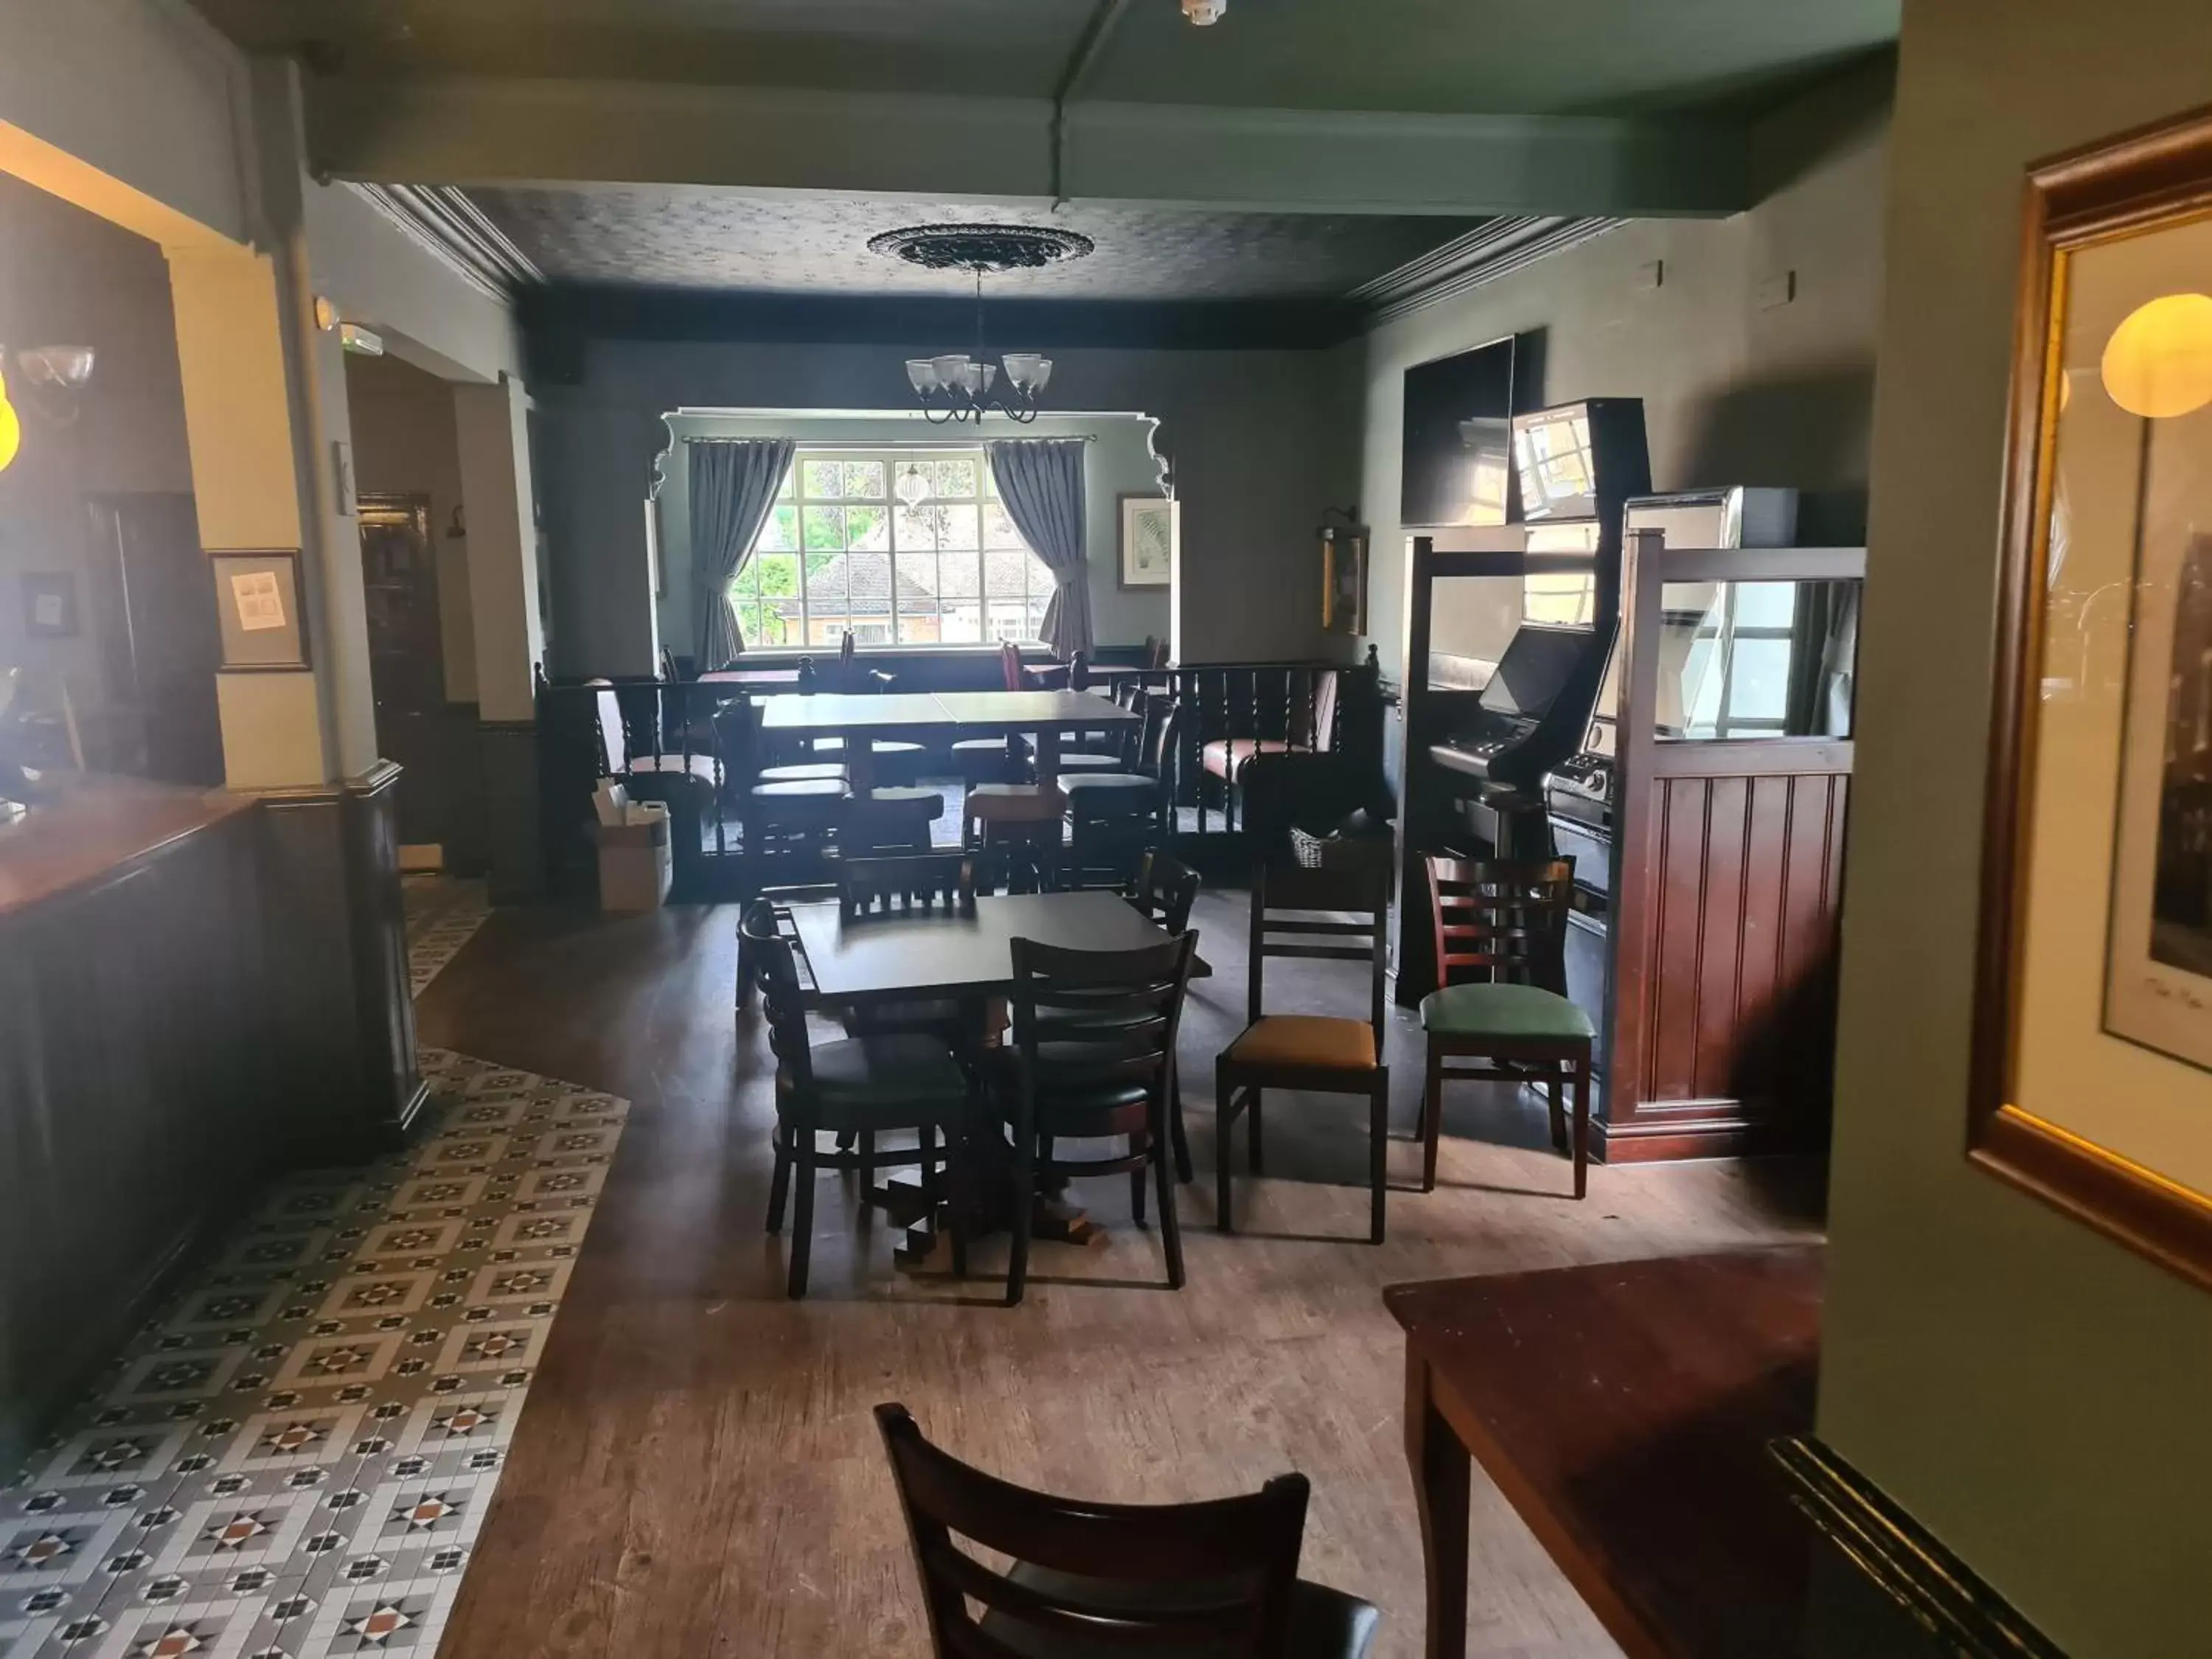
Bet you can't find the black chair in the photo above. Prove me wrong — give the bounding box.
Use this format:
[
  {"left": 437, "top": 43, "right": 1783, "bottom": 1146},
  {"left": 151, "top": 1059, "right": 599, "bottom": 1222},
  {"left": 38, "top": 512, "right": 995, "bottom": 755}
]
[
  {"left": 1003, "top": 934, "right": 1197, "bottom": 1306},
  {"left": 742, "top": 901, "right": 973, "bottom": 1298},
  {"left": 840, "top": 852, "right": 976, "bottom": 918},
  {"left": 1062, "top": 695, "right": 1183, "bottom": 889},
  {"left": 874, "top": 1403, "right": 1380, "bottom": 1659},
  {"left": 1127, "top": 849, "right": 1203, "bottom": 1183}
]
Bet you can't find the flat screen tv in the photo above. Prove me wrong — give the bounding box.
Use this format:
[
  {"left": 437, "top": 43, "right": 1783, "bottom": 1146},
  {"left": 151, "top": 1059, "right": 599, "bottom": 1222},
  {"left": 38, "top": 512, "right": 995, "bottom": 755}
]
[{"left": 1401, "top": 336, "right": 1521, "bottom": 528}]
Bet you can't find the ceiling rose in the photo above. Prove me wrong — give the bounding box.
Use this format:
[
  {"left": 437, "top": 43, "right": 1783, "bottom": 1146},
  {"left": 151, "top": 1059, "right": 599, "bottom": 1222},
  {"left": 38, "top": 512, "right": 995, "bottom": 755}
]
[{"left": 867, "top": 223, "right": 1096, "bottom": 276}]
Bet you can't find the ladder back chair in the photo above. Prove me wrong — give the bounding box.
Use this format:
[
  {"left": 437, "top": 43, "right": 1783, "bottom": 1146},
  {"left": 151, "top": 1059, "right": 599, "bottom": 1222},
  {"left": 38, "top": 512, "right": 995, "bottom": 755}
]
[
  {"left": 1419, "top": 856, "right": 1593, "bottom": 1198},
  {"left": 874, "top": 1404, "right": 1380, "bottom": 1659},
  {"left": 1127, "top": 849, "right": 1204, "bottom": 1183},
  {"left": 742, "top": 901, "right": 974, "bottom": 1298},
  {"left": 1216, "top": 861, "right": 1394, "bottom": 1242},
  {"left": 1003, "top": 933, "right": 1198, "bottom": 1307}
]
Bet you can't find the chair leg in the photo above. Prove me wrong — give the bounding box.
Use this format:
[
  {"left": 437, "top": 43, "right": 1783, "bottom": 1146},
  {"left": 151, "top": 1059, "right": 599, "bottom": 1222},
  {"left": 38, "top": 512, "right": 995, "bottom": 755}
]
[
  {"left": 1130, "top": 1126, "right": 1150, "bottom": 1225},
  {"left": 1248, "top": 1087, "right": 1265, "bottom": 1173},
  {"left": 787, "top": 1133, "right": 816, "bottom": 1300},
  {"left": 1369, "top": 1070, "right": 1390, "bottom": 1245},
  {"left": 1007, "top": 1133, "right": 1034, "bottom": 1307},
  {"left": 1155, "top": 1127, "right": 1186, "bottom": 1290},
  {"left": 765, "top": 1123, "right": 793, "bottom": 1235},
  {"left": 946, "top": 1112, "right": 970, "bottom": 1280},
  {"left": 1169, "top": 1065, "right": 1194, "bottom": 1186},
  {"left": 1572, "top": 1052, "right": 1591, "bottom": 1200},
  {"left": 860, "top": 1130, "right": 877, "bottom": 1198},
  {"left": 1422, "top": 1046, "right": 1443, "bottom": 1194},
  {"left": 736, "top": 930, "right": 756, "bottom": 1015},
  {"left": 1215, "top": 1060, "right": 1236, "bottom": 1235},
  {"left": 1545, "top": 1073, "right": 1569, "bottom": 1154}
]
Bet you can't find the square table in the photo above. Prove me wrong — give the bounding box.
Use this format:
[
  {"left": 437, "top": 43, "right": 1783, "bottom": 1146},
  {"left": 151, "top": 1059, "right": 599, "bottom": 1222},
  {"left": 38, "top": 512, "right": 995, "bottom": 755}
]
[{"left": 787, "top": 888, "right": 1168, "bottom": 1009}]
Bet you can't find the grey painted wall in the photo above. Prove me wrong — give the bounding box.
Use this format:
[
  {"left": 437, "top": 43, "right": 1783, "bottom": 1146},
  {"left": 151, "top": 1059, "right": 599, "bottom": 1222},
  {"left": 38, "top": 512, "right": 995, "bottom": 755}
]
[
  {"left": 652, "top": 409, "right": 1167, "bottom": 663},
  {"left": 1354, "top": 60, "right": 1893, "bottom": 684},
  {"left": 536, "top": 335, "right": 1355, "bottom": 678}
]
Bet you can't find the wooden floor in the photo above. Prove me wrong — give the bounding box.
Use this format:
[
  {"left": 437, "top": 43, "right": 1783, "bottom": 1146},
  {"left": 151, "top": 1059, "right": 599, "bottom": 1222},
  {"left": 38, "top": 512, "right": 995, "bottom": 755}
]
[{"left": 415, "top": 888, "right": 1825, "bottom": 1658}]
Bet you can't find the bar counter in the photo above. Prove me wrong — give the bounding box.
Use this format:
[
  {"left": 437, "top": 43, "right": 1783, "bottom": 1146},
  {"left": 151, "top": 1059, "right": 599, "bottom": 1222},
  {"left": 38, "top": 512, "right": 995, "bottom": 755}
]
[{"left": 0, "top": 775, "right": 279, "bottom": 1467}]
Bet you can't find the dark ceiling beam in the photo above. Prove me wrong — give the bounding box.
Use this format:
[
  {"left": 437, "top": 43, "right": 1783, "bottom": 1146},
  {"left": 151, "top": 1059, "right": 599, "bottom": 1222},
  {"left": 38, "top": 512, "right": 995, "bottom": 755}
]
[
  {"left": 1052, "top": 0, "right": 1134, "bottom": 204},
  {"left": 305, "top": 76, "right": 1753, "bottom": 219}
]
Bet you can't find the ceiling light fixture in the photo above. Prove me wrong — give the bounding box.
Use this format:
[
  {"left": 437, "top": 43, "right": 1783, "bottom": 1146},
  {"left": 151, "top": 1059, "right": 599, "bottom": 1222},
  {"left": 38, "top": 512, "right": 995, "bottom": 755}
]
[
  {"left": 1181, "top": 0, "right": 1226, "bottom": 22},
  {"left": 0, "top": 344, "right": 98, "bottom": 460},
  {"left": 869, "top": 223, "right": 1095, "bottom": 424}
]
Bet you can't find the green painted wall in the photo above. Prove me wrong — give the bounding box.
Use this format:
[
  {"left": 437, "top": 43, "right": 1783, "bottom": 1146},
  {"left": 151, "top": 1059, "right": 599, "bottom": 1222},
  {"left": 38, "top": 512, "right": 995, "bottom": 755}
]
[{"left": 1818, "top": 2, "right": 2212, "bottom": 1654}]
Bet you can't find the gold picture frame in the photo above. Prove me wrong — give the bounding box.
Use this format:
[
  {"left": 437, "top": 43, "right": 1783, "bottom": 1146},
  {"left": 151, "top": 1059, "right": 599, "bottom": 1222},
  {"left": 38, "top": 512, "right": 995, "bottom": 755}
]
[{"left": 1973, "top": 103, "right": 2212, "bottom": 1292}]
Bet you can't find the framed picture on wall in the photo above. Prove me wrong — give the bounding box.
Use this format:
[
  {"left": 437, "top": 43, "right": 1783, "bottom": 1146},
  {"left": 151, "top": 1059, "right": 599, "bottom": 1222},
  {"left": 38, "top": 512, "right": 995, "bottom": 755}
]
[
  {"left": 21, "top": 572, "right": 78, "bottom": 638},
  {"left": 210, "top": 548, "right": 310, "bottom": 671},
  {"left": 1119, "top": 494, "right": 1176, "bottom": 589},
  {"left": 1972, "top": 105, "right": 2212, "bottom": 1293}
]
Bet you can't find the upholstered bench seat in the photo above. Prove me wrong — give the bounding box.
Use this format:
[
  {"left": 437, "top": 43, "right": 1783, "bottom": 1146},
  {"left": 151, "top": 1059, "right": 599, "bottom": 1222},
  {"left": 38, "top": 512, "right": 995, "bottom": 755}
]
[{"left": 1200, "top": 737, "right": 1309, "bottom": 781}]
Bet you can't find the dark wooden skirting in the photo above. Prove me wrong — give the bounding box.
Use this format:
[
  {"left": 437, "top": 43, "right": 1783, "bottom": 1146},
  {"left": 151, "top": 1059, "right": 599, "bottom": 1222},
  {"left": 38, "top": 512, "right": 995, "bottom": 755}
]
[
  {"left": 1771, "top": 1437, "right": 2068, "bottom": 1659},
  {"left": 479, "top": 719, "right": 546, "bottom": 903}
]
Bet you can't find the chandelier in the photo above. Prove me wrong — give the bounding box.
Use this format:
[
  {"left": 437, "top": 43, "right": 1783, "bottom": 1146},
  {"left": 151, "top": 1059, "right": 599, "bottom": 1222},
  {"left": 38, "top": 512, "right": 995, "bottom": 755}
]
[{"left": 869, "top": 223, "right": 1096, "bottom": 424}]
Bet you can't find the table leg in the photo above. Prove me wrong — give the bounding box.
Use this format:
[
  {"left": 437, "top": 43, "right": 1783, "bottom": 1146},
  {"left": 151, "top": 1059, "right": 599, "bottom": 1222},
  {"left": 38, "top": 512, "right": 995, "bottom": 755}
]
[
  {"left": 844, "top": 725, "right": 875, "bottom": 796},
  {"left": 1405, "top": 1353, "right": 1470, "bottom": 1659},
  {"left": 1033, "top": 726, "right": 1061, "bottom": 787}
]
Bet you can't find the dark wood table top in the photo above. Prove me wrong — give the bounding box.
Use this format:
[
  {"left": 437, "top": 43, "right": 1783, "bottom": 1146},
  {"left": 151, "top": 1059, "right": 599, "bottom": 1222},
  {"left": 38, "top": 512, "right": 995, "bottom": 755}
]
[
  {"left": 0, "top": 773, "right": 256, "bottom": 921},
  {"left": 788, "top": 890, "right": 1170, "bottom": 1006},
  {"left": 1387, "top": 1245, "right": 1823, "bottom": 1659},
  {"left": 756, "top": 692, "right": 955, "bottom": 731},
  {"left": 926, "top": 690, "right": 1140, "bottom": 731}
]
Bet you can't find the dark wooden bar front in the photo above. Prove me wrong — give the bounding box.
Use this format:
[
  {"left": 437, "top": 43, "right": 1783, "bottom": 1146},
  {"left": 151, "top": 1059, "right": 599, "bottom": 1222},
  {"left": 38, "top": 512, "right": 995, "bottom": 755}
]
[{"left": 0, "top": 771, "right": 420, "bottom": 1470}]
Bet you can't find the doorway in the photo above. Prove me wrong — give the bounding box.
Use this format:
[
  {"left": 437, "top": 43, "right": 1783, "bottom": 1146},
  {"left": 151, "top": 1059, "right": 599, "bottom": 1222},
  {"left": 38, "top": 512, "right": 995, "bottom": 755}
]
[
  {"left": 358, "top": 493, "right": 449, "bottom": 859},
  {"left": 84, "top": 493, "right": 223, "bottom": 786}
]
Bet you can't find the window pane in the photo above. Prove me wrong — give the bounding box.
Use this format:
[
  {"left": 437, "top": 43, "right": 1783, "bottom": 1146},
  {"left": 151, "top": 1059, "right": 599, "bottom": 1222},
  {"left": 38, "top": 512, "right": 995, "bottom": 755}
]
[
  {"left": 759, "top": 593, "right": 800, "bottom": 647},
  {"left": 919, "top": 457, "right": 977, "bottom": 498},
  {"left": 755, "top": 504, "right": 798, "bottom": 553},
  {"left": 984, "top": 501, "right": 1027, "bottom": 551},
  {"left": 1023, "top": 552, "right": 1057, "bottom": 605},
  {"left": 801, "top": 505, "right": 846, "bottom": 552},
  {"left": 807, "top": 552, "right": 848, "bottom": 641},
  {"left": 775, "top": 465, "right": 796, "bottom": 500},
  {"left": 937, "top": 552, "right": 981, "bottom": 599},
  {"left": 846, "top": 503, "right": 889, "bottom": 552},
  {"left": 987, "top": 602, "right": 1031, "bottom": 644},
  {"left": 840, "top": 461, "right": 886, "bottom": 500},
  {"left": 897, "top": 502, "right": 978, "bottom": 552},
  {"left": 735, "top": 599, "right": 764, "bottom": 645},
  {"left": 1732, "top": 580, "right": 1799, "bottom": 630},
  {"left": 842, "top": 551, "right": 893, "bottom": 644},
  {"left": 1725, "top": 639, "right": 1792, "bottom": 723},
  {"left": 753, "top": 552, "right": 800, "bottom": 602},
  {"left": 940, "top": 601, "right": 984, "bottom": 643},
  {"left": 984, "top": 549, "right": 1031, "bottom": 599},
  {"left": 801, "top": 458, "right": 844, "bottom": 499},
  {"left": 1026, "top": 593, "right": 1052, "bottom": 641}
]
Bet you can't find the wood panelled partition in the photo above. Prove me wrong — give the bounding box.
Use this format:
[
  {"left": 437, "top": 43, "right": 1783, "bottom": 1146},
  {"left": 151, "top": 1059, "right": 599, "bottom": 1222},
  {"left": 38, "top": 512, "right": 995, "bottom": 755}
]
[{"left": 1602, "top": 538, "right": 1863, "bottom": 1162}]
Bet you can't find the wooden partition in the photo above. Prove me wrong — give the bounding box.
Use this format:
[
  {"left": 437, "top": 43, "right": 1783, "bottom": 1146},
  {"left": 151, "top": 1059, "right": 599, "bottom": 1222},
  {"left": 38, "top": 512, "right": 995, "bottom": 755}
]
[{"left": 1601, "top": 538, "right": 1864, "bottom": 1161}]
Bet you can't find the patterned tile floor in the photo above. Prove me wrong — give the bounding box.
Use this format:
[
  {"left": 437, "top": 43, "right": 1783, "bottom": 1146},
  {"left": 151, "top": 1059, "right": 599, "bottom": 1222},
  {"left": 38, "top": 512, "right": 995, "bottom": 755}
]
[
  {"left": 1, "top": 897, "right": 627, "bottom": 1659},
  {"left": 400, "top": 881, "right": 490, "bottom": 999}
]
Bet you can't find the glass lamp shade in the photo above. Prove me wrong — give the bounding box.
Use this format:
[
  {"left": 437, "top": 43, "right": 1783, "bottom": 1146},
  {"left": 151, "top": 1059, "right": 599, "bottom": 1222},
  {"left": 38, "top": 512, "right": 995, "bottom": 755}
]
[
  {"left": 978, "top": 361, "right": 998, "bottom": 392},
  {"left": 1002, "top": 353, "right": 1047, "bottom": 394},
  {"left": 895, "top": 465, "right": 932, "bottom": 507},
  {"left": 959, "top": 361, "right": 985, "bottom": 396},
  {"left": 932, "top": 355, "right": 973, "bottom": 394},
  {"left": 905, "top": 359, "right": 940, "bottom": 393},
  {"left": 2101, "top": 292, "right": 2212, "bottom": 418}
]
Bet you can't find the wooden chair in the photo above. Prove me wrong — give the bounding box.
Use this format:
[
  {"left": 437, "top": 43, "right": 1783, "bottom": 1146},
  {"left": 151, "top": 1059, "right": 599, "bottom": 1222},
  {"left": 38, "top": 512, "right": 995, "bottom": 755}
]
[
  {"left": 1003, "top": 933, "right": 1197, "bottom": 1306},
  {"left": 1127, "top": 849, "right": 1203, "bottom": 1183},
  {"left": 1215, "top": 862, "right": 1393, "bottom": 1243},
  {"left": 874, "top": 1402, "right": 1380, "bottom": 1658},
  {"left": 840, "top": 852, "right": 976, "bottom": 918},
  {"left": 1060, "top": 694, "right": 1181, "bottom": 880},
  {"left": 1419, "top": 856, "right": 1593, "bottom": 1199},
  {"left": 844, "top": 786, "right": 945, "bottom": 856},
  {"left": 742, "top": 901, "right": 973, "bottom": 1298}
]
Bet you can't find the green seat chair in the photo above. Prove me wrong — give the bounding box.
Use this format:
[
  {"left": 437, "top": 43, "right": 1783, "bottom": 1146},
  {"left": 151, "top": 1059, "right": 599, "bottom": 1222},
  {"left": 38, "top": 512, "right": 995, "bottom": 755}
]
[
  {"left": 741, "top": 900, "right": 975, "bottom": 1298},
  {"left": 1417, "top": 855, "right": 1594, "bottom": 1199}
]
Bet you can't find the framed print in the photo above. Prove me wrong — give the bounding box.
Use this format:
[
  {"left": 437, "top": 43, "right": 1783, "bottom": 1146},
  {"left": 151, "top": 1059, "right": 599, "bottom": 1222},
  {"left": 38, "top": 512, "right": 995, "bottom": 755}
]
[
  {"left": 1119, "top": 494, "right": 1176, "bottom": 589},
  {"left": 1321, "top": 525, "right": 1369, "bottom": 635},
  {"left": 1974, "top": 105, "right": 2212, "bottom": 1291},
  {"left": 21, "top": 572, "right": 78, "bottom": 638},
  {"left": 211, "top": 549, "right": 310, "bottom": 671}
]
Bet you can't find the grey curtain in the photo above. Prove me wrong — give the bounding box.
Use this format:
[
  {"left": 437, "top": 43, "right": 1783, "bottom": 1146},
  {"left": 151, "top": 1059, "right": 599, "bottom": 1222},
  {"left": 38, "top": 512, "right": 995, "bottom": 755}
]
[
  {"left": 690, "top": 438, "right": 794, "bottom": 667},
  {"left": 1784, "top": 580, "right": 1861, "bottom": 737},
  {"left": 989, "top": 439, "right": 1091, "bottom": 658}
]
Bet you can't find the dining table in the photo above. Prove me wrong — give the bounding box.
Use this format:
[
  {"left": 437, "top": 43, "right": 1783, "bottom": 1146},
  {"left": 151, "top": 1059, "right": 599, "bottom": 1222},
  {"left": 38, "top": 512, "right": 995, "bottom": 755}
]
[
  {"left": 786, "top": 888, "right": 1175, "bottom": 1256},
  {"left": 757, "top": 689, "right": 1138, "bottom": 791}
]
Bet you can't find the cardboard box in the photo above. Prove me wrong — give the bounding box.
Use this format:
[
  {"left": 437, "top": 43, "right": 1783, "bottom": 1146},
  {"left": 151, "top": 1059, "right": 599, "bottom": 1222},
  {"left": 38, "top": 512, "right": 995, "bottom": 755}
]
[{"left": 597, "top": 800, "right": 672, "bottom": 911}]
